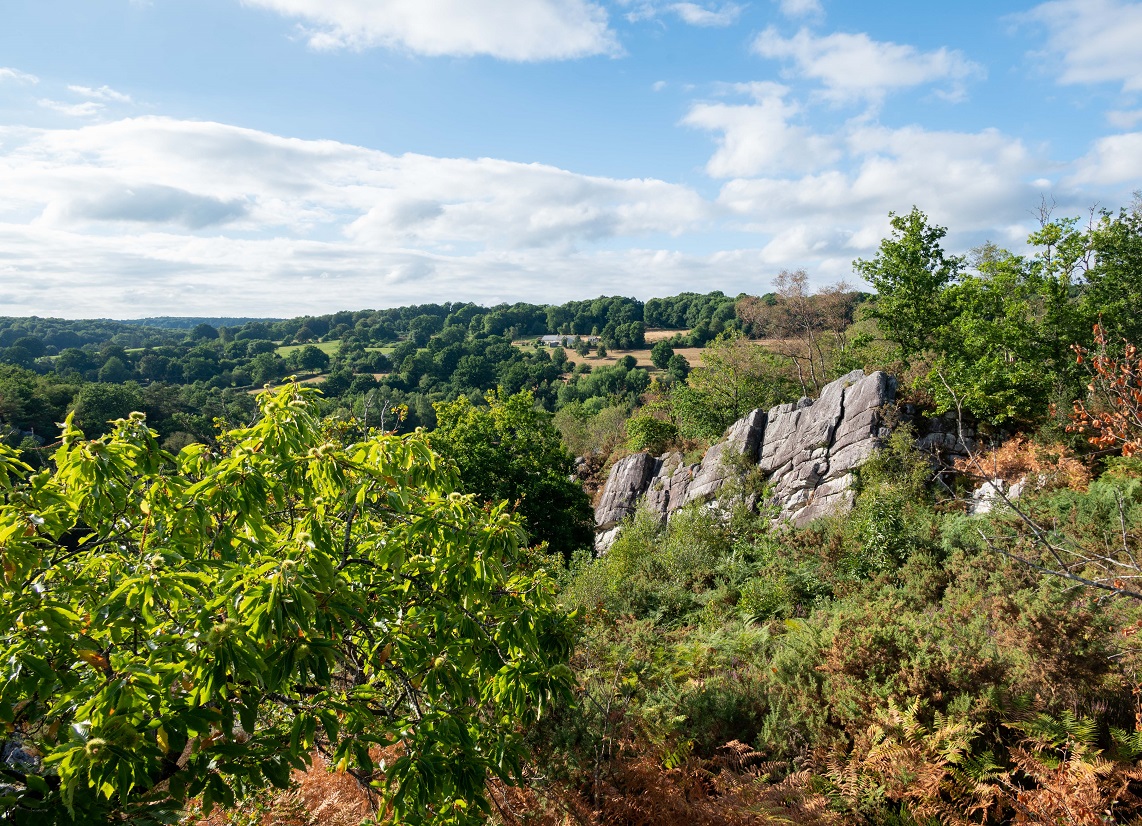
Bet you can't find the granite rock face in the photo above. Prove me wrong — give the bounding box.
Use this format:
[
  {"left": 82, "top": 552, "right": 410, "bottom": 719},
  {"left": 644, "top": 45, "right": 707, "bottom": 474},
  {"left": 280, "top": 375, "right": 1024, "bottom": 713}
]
[
  {"left": 594, "top": 369, "right": 896, "bottom": 550},
  {"left": 594, "top": 452, "right": 660, "bottom": 531},
  {"left": 685, "top": 409, "right": 767, "bottom": 505}
]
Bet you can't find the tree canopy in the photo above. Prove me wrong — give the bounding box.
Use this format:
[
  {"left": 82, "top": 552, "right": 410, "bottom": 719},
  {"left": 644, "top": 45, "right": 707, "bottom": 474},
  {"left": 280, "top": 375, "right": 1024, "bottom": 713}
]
[
  {"left": 429, "top": 391, "right": 595, "bottom": 561},
  {"left": 0, "top": 384, "right": 573, "bottom": 824}
]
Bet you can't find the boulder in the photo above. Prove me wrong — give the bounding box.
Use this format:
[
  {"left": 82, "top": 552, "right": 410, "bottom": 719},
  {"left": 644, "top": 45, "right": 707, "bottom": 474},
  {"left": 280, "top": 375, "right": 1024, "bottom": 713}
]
[
  {"left": 684, "top": 409, "right": 767, "bottom": 505},
  {"left": 762, "top": 370, "right": 894, "bottom": 523},
  {"left": 594, "top": 452, "right": 660, "bottom": 531}
]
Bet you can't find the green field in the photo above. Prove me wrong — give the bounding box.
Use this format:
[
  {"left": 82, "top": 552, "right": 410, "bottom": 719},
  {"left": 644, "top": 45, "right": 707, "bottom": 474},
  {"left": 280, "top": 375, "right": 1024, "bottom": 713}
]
[{"left": 276, "top": 339, "right": 341, "bottom": 357}]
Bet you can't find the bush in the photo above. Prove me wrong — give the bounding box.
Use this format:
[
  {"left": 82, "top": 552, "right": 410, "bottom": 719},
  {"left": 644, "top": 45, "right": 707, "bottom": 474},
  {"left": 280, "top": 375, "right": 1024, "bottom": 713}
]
[{"left": 626, "top": 414, "right": 677, "bottom": 454}]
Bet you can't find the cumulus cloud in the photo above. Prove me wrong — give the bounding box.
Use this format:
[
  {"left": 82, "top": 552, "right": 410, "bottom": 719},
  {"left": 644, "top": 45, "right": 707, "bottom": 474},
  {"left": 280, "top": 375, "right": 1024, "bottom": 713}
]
[
  {"left": 0, "top": 67, "right": 39, "bottom": 84},
  {"left": 1108, "top": 109, "right": 1142, "bottom": 129},
  {"left": 714, "top": 122, "right": 1049, "bottom": 270},
  {"left": 241, "top": 0, "right": 620, "bottom": 60},
  {"left": 56, "top": 185, "right": 248, "bottom": 229},
  {"left": 669, "top": 3, "right": 743, "bottom": 27},
  {"left": 1068, "top": 132, "right": 1142, "bottom": 186},
  {"left": 0, "top": 111, "right": 1133, "bottom": 317},
  {"left": 68, "top": 84, "right": 133, "bottom": 103},
  {"left": 753, "top": 27, "right": 984, "bottom": 103},
  {"left": 776, "top": 0, "right": 823, "bottom": 20},
  {"left": 682, "top": 82, "right": 840, "bottom": 176},
  {"left": 0, "top": 117, "right": 722, "bottom": 315},
  {"left": 619, "top": 0, "right": 741, "bottom": 27},
  {"left": 2, "top": 117, "right": 710, "bottom": 244},
  {"left": 1021, "top": 0, "right": 1142, "bottom": 92}
]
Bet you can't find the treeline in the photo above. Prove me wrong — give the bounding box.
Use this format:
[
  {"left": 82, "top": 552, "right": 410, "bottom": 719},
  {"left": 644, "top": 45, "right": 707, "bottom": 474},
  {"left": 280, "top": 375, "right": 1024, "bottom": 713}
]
[
  {"left": 0, "top": 291, "right": 742, "bottom": 374},
  {"left": 0, "top": 291, "right": 746, "bottom": 455}
]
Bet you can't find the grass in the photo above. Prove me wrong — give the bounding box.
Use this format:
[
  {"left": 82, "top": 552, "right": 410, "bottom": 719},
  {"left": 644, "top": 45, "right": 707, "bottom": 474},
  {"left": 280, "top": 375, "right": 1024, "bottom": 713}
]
[
  {"left": 561, "top": 345, "right": 707, "bottom": 371},
  {"left": 515, "top": 329, "right": 708, "bottom": 372},
  {"left": 276, "top": 340, "right": 341, "bottom": 357}
]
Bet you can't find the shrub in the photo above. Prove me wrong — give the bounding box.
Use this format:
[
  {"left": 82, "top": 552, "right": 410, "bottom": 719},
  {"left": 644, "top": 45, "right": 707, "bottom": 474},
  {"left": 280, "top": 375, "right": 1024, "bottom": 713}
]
[{"left": 626, "top": 414, "right": 677, "bottom": 454}]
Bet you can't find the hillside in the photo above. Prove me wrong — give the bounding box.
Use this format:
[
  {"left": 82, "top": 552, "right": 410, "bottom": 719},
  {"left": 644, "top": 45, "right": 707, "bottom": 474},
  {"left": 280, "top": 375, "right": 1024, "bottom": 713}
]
[{"left": 2, "top": 205, "right": 1142, "bottom": 824}]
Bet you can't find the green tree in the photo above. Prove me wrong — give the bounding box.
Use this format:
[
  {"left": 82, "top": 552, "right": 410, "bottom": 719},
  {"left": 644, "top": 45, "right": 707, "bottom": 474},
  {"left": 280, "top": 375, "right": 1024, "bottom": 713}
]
[
  {"left": 672, "top": 334, "right": 793, "bottom": 440},
  {"left": 430, "top": 391, "right": 594, "bottom": 560},
  {"left": 407, "top": 315, "right": 443, "bottom": 347},
  {"left": 1085, "top": 204, "right": 1142, "bottom": 346},
  {"left": 626, "top": 414, "right": 677, "bottom": 454},
  {"left": 191, "top": 323, "right": 218, "bottom": 341},
  {"left": 70, "top": 382, "right": 144, "bottom": 437},
  {"left": 292, "top": 344, "right": 330, "bottom": 372},
  {"left": 97, "top": 354, "right": 133, "bottom": 383},
  {"left": 0, "top": 384, "right": 573, "bottom": 824},
  {"left": 666, "top": 353, "right": 690, "bottom": 382},
  {"left": 854, "top": 207, "right": 963, "bottom": 363},
  {"left": 926, "top": 250, "right": 1059, "bottom": 423},
  {"left": 650, "top": 340, "right": 674, "bottom": 370},
  {"left": 248, "top": 352, "right": 285, "bottom": 386}
]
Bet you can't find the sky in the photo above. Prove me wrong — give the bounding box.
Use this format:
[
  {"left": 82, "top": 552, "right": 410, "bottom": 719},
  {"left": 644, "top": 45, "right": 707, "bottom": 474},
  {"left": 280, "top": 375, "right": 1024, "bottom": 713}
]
[{"left": 1, "top": 0, "right": 1141, "bottom": 318}]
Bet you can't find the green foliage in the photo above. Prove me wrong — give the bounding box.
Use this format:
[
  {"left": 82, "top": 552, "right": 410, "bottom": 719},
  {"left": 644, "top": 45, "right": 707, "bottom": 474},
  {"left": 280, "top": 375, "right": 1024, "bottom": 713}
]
[
  {"left": 552, "top": 402, "right": 628, "bottom": 458},
  {"left": 430, "top": 390, "right": 594, "bottom": 559},
  {"left": 69, "top": 382, "right": 144, "bottom": 438},
  {"left": 671, "top": 335, "right": 794, "bottom": 441},
  {"left": 564, "top": 504, "right": 731, "bottom": 625},
  {"left": 285, "top": 344, "right": 330, "bottom": 372},
  {"left": 665, "top": 352, "right": 690, "bottom": 382},
  {"left": 843, "top": 427, "right": 934, "bottom": 579},
  {"left": 0, "top": 384, "right": 574, "bottom": 824},
  {"left": 625, "top": 414, "right": 677, "bottom": 454},
  {"left": 854, "top": 207, "right": 963, "bottom": 362},
  {"left": 649, "top": 340, "right": 674, "bottom": 370}
]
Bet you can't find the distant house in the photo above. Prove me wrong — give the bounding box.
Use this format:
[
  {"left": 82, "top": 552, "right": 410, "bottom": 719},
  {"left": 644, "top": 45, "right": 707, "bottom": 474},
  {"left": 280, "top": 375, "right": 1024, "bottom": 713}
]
[{"left": 538, "top": 334, "right": 600, "bottom": 347}]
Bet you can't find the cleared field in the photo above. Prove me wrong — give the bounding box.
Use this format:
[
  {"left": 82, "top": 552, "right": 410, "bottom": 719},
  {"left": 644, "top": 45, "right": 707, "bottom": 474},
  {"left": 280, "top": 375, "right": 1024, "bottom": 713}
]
[
  {"left": 644, "top": 328, "right": 690, "bottom": 343},
  {"left": 561, "top": 344, "right": 706, "bottom": 372},
  {"left": 276, "top": 340, "right": 340, "bottom": 357}
]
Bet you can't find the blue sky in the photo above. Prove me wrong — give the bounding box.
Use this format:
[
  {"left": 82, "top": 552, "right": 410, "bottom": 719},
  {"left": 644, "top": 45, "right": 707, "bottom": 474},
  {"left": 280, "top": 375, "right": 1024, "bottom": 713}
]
[{"left": 1, "top": 0, "right": 1141, "bottom": 318}]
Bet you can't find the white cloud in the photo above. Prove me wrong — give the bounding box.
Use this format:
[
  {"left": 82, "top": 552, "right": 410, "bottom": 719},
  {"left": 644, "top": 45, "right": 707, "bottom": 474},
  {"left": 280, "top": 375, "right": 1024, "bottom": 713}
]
[
  {"left": 0, "top": 67, "right": 39, "bottom": 84},
  {"left": 707, "top": 119, "right": 1061, "bottom": 275},
  {"left": 2, "top": 117, "right": 710, "bottom": 244},
  {"left": 38, "top": 99, "right": 104, "bottom": 118},
  {"left": 1108, "top": 109, "right": 1142, "bottom": 129},
  {"left": 669, "top": 3, "right": 742, "bottom": 27},
  {"left": 68, "top": 84, "right": 133, "bottom": 104},
  {"left": 1021, "top": 0, "right": 1142, "bottom": 92},
  {"left": 0, "top": 117, "right": 721, "bottom": 315},
  {"left": 241, "top": 0, "right": 620, "bottom": 60},
  {"left": 619, "top": 0, "right": 741, "bottom": 27},
  {"left": 682, "top": 82, "right": 839, "bottom": 176},
  {"left": 776, "top": 0, "right": 823, "bottom": 20},
  {"left": 1068, "top": 132, "right": 1142, "bottom": 186},
  {"left": 753, "top": 27, "right": 983, "bottom": 103},
  {"left": 0, "top": 110, "right": 1134, "bottom": 317}
]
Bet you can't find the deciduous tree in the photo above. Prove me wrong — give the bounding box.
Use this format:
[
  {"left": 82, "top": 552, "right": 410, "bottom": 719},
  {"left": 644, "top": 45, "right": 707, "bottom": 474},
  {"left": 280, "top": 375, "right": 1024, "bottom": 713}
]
[{"left": 0, "top": 384, "right": 573, "bottom": 823}]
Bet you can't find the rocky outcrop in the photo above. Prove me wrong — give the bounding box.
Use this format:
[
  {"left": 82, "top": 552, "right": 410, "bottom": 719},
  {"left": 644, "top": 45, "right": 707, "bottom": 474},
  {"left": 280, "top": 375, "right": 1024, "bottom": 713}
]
[
  {"left": 761, "top": 369, "right": 894, "bottom": 525},
  {"left": 595, "top": 452, "right": 660, "bottom": 531},
  {"left": 594, "top": 370, "right": 896, "bottom": 550},
  {"left": 684, "top": 409, "right": 767, "bottom": 505}
]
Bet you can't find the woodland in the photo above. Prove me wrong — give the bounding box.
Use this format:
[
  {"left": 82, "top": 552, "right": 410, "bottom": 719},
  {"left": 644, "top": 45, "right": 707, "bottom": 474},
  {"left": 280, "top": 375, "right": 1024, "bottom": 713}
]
[{"left": 2, "top": 201, "right": 1142, "bottom": 824}]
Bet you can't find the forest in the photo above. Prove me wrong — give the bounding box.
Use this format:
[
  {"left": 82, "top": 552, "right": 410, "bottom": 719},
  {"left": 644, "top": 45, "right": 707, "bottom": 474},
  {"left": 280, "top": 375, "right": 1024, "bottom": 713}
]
[{"left": 3, "top": 201, "right": 1142, "bottom": 825}]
